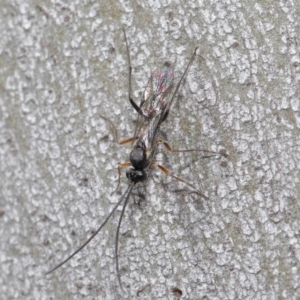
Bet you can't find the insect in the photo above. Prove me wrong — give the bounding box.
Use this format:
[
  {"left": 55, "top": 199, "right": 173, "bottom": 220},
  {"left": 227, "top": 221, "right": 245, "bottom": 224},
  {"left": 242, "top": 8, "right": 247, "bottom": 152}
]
[{"left": 46, "top": 29, "right": 212, "bottom": 291}]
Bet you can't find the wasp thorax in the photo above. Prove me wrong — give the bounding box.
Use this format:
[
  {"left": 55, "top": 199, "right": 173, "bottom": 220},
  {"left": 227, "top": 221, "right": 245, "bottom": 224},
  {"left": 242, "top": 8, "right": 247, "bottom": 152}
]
[{"left": 130, "top": 147, "right": 148, "bottom": 169}]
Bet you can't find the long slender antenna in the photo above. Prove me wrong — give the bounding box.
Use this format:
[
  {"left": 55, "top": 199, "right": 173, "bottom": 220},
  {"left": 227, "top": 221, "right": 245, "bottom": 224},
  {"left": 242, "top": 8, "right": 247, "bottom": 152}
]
[
  {"left": 115, "top": 182, "right": 135, "bottom": 292},
  {"left": 45, "top": 183, "right": 135, "bottom": 275}
]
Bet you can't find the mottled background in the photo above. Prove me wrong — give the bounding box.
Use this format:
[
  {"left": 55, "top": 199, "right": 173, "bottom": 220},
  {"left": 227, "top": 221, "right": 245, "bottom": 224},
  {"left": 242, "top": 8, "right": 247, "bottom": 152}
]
[{"left": 1, "top": 1, "right": 300, "bottom": 299}]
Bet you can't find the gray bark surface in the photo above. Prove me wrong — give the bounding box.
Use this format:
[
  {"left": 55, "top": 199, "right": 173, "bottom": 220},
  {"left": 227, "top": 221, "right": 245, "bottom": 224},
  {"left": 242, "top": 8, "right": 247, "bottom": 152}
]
[{"left": 1, "top": 1, "right": 300, "bottom": 299}]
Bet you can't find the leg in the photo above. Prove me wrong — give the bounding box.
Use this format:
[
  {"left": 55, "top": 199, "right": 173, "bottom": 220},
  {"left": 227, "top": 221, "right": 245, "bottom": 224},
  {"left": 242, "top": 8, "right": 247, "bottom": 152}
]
[
  {"left": 99, "top": 115, "right": 139, "bottom": 147},
  {"left": 157, "top": 139, "right": 226, "bottom": 157},
  {"left": 167, "top": 47, "right": 198, "bottom": 111},
  {"left": 123, "top": 29, "right": 142, "bottom": 115},
  {"left": 160, "top": 109, "right": 169, "bottom": 124},
  {"left": 152, "top": 162, "right": 209, "bottom": 200},
  {"left": 158, "top": 48, "right": 198, "bottom": 127},
  {"left": 112, "top": 162, "right": 132, "bottom": 194},
  {"left": 99, "top": 115, "right": 118, "bottom": 143},
  {"left": 119, "top": 136, "right": 137, "bottom": 145}
]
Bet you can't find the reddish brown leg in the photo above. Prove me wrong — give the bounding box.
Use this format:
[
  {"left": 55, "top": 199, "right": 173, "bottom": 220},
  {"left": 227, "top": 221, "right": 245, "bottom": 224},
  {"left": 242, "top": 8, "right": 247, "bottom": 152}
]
[
  {"left": 157, "top": 139, "right": 225, "bottom": 157},
  {"left": 152, "top": 162, "right": 209, "bottom": 200},
  {"left": 119, "top": 137, "right": 137, "bottom": 145},
  {"left": 112, "top": 162, "right": 132, "bottom": 194},
  {"left": 111, "top": 137, "right": 139, "bottom": 194}
]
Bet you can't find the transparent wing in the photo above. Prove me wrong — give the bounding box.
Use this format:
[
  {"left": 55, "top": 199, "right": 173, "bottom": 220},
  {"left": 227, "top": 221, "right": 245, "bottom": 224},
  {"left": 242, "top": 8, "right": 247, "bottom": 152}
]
[
  {"left": 140, "top": 62, "right": 174, "bottom": 119},
  {"left": 132, "top": 62, "right": 175, "bottom": 154}
]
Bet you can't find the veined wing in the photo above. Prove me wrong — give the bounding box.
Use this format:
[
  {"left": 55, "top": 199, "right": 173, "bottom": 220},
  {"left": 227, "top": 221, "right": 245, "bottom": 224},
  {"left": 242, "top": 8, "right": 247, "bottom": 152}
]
[
  {"left": 133, "top": 62, "right": 175, "bottom": 157},
  {"left": 140, "top": 61, "right": 174, "bottom": 120}
]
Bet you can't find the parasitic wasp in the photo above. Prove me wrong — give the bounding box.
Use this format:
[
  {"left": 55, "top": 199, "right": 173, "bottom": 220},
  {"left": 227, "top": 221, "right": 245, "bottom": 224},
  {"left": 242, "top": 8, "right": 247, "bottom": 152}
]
[{"left": 45, "top": 29, "right": 222, "bottom": 292}]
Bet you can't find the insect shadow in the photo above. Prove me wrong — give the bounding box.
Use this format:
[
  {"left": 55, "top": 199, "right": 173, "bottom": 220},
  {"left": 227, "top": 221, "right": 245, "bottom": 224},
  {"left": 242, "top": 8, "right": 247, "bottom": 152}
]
[{"left": 45, "top": 29, "right": 224, "bottom": 292}]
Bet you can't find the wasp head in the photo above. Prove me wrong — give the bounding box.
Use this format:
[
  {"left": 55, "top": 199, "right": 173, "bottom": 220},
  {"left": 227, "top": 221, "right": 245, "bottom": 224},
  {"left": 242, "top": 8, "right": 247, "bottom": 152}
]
[{"left": 126, "top": 168, "right": 147, "bottom": 183}]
